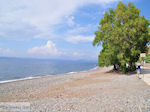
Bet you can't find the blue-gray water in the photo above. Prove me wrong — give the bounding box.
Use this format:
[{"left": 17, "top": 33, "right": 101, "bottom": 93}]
[{"left": 0, "top": 57, "right": 97, "bottom": 82}]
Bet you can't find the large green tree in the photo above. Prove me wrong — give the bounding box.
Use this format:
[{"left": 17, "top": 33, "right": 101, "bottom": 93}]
[{"left": 93, "top": 2, "right": 150, "bottom": 73}]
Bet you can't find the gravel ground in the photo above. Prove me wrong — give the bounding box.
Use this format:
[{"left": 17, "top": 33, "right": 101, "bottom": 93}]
[{"left": 0, "top": 66, "right": 150, "bottom": 112}]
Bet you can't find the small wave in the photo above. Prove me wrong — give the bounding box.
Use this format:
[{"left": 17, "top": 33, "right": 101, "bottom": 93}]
[
  {"left": 75, "top": 66, "right": 99, "bottom": 73},
  {"left": 0, "top": 76, "right": 36, "bottom": 84},
  {"left": 66, "top": 66, "right": 99, "bottom": 74},
  {"left": 67, "top": 72, "right": 77, "bottom": 74},
  {"left": 90, "top": 66, "right": 99, "bottom": 70}
]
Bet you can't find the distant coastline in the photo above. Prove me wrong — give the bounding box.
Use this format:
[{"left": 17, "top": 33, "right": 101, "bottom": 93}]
[{"left": 0, "top": 56, "right": 98, "bottom": 62}]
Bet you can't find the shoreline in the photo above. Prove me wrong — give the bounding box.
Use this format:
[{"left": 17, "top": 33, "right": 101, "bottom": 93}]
[
  {"left": 0, "top": 66, "right": 149, "bottom": 111},
  {"left": 0, "top": 66, "right": 99, "bottom": 84}
]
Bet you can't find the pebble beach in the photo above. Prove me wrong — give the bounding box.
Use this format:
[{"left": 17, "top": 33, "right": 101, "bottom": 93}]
[{"left": 0, "top": 66, "right": 150, "bottom": 112}]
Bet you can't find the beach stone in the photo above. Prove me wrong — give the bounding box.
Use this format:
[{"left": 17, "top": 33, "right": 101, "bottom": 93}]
[{"left": 0, "top": 67, "right": 150, "bottom": 112}]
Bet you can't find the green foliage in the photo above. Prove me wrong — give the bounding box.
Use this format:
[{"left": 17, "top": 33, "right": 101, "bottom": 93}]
[
  {"left": 93, "top": 2, "right": 150, "bottom": 73},
  {"left": 143, "top": 55, "right": 150, "bottom": 63}
]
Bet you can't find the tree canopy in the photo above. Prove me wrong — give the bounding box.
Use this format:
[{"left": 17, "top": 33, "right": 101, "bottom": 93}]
[{"left": 93, "top": 2, "right": 150, "bottom": 73}]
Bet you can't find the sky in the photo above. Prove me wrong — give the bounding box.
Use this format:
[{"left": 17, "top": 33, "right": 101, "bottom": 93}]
[{"left": 0, "top": 0, "right": 149, "bottom": 60}]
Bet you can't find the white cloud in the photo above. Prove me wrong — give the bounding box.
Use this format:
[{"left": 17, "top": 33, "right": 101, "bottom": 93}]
[
  {"left": 66, "top": 35, "right": 94, "bottom": 43},
  {"left": 0, "top": 0, "right": 122, "bottom": 39},
  {"left": 0, "top": 48, "right": 12, "bottom": 56},
  {"left": 68, "top": 24, "right": 92, "bottom": 34},
  {"left": 27, "top": 40, "right": 62, "bottom": 58},
  {"left": 73, "top": 52, "right": 84, "bottom": 57},
  {"left": 66, "top": 16, "right": 75, "bottom": 27}
]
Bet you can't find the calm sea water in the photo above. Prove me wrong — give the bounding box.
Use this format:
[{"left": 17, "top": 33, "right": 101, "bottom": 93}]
[{"left": 0, "top": 57, "right": 97, "bottom": 82}]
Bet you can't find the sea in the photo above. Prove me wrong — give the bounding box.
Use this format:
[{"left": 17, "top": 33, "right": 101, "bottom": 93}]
[{"left": 0, "top": 57, "right": 98, "bottom": 83}]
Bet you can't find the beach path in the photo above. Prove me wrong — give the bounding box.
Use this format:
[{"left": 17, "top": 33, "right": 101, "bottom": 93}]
[{"left": 140, "top": 65, "right": 150, "bottom": 85}]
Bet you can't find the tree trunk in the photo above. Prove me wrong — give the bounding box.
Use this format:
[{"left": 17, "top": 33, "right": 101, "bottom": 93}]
[
  {"left": 113, "top": 65, "right": 117, "bottom": 70},
  {"left": 129, "top": 62, "right": 136, "bottom": 71}
]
